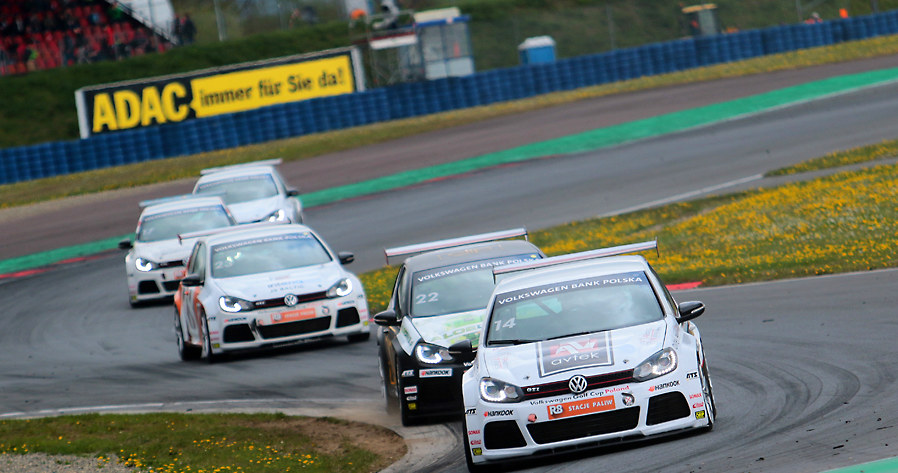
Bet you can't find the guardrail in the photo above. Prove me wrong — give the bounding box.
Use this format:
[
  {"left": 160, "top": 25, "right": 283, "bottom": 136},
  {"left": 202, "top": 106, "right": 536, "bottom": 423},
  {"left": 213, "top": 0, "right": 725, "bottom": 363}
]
[{"left": 2, "top": 10, "right": 897, "bottom": 185}]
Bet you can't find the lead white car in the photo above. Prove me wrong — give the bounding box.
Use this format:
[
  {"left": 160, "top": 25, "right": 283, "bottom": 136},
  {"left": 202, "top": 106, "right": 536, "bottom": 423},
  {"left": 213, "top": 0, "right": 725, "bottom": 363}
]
[
  {"left": 174, "top": 223, "right": 370, "bottom": 362},
  {"left": 119, "top": 195, "right": 236, "bottom": 307},
  {"left": 192, "top": 159, "right": 304, "bottom": 224},
  {"left": 450, "top": 241, "right": 716, "bottom": 471}
]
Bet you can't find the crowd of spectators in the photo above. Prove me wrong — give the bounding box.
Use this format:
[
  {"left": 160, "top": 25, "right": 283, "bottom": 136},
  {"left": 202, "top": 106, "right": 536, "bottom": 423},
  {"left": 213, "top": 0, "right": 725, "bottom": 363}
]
[{"left": 0, "top": 0, "right": 172, "bottom": 75}]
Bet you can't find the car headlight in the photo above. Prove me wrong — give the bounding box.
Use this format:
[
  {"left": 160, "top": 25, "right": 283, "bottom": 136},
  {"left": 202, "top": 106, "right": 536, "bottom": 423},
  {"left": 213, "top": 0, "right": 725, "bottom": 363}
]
[
  {"left": 326, "top": 278, "right": 353, "bottom": 298},
  {"left": 135, "top": 257, "right": 157, "bottom": 272},
  {"left": 415, "top": 343, "right": 454, "bottom": 364},
  {"left": 218, "top": 296, "right": 254, "bottom": 313},
  {"left": 633, "top": 348, "right": 678, "bottom": 381},
  {"left": 266, "top": 208, "right": 288, "bottom": 223},
  {"left": 480, "top": 377, "right": 524, "bottom": 403}
]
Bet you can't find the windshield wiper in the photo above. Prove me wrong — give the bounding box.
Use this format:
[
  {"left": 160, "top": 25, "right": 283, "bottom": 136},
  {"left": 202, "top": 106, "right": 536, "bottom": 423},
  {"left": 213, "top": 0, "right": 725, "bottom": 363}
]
[
  {"left": 488, "top": 339, "right": 538, "bottom": 346},
  {"left": 543, "top": 331, "right": 600, "bottom": 342}
]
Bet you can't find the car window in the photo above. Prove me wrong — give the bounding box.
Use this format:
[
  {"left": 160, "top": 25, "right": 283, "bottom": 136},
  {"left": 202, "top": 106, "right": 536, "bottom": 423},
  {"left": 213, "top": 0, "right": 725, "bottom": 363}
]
[
  {"left": 195, "top": 174, "right": 279, "bottom": 204},
  {"left": 187, "top": 242, "right": 206, "bottom": 277},
  {"left": 211, "top": 232, "right": 332, "bottom": 278},
  {"left": 410, "top": 253, "right": 541, "bottom": 318},
  {"left": 393, "top": 266, "right": 408, "bottom": 317},
  {"left": 486, "top": 271, "right": 663, "bottom": 345},
  {"left": 137, "top": 206, "right": 232, "bottom": 242}
]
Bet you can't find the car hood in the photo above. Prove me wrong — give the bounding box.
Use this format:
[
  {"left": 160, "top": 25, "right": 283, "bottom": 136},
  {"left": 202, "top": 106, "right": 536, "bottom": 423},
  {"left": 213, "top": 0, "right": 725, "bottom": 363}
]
[
  {"left": 413, "top": 309, "right": 487, "bottom": 349},
  {"left": 227, "top": 196, "right": 281, "bottom": 223},
  {"left": 213, "top": 263, "right": 343, "bottom": 300},
  {"left": 133, "top": 239, "right": 193, "bottom": 263},
  {"left": 481, "top": 319, "right": 670, "bottom": 385}
]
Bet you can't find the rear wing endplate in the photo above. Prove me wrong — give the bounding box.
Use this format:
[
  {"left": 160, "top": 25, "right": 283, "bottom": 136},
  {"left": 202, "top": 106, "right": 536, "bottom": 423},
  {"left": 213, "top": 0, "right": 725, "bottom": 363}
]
[
  {"left": 200, "top": 158, "right": 283, "bottom": 175},
  {"left": 139, "top": 193, "right": 221, "bottom": 208},
  {"left": 492, "top": 240, "right": 658, "bottom": 279},
  {"left": 384, "top": 228, "right": 528, "bottom": 264}
]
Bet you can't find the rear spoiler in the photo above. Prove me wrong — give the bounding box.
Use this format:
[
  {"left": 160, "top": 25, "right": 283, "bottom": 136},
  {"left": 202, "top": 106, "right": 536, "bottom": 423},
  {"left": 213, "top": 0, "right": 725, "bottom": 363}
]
[
  {"left": 200, "top": 158, "right": 283, "bottom": 175},
  {"left": 384, "top": 228, "right": 528, "bottom": 264},
  {"left": 177, "top": 220, "right": 289, "bottom": 244},
  {"left": 492, "top": 240, "right": 658, "bottom": 280},
  {"left": 139, "top": 193, "right": 220, "bottom": 208}
]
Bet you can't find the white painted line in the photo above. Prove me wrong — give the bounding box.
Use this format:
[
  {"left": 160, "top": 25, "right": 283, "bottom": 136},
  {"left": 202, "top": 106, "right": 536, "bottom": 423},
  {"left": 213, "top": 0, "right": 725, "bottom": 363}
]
[{"left": 602, "top": 173, "right": 763, "bottom": 217}]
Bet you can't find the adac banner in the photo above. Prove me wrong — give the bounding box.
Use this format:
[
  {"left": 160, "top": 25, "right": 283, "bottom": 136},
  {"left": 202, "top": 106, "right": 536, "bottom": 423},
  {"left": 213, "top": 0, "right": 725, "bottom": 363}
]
[{"left": 74, "top": 47, "right": 365, "bottom": 138}]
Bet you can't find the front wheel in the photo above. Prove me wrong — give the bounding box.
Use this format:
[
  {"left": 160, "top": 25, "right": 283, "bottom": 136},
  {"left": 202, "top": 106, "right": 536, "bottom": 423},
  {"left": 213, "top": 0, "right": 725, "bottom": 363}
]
[
  {"left": 200, "top": 313, "right": 219, "bottom": 364},
  {"left": 175, "top": 310, "right": 200, "bottom": 361},
  {"left": 699, "top": 352, "right": 717, "bottom": 430}
]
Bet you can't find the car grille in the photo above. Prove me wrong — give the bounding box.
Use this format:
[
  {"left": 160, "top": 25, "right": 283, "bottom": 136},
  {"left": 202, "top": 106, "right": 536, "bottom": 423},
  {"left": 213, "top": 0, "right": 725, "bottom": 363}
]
[
  {"left": 161, "top": 280, "right": 181, "bottom": 291},
  {"left": 257, "top": 316, "right": 332, "bottom": 339},
  {"left": 522, "top": 370, "right": 635, "bottom": 401},
  {"left": 224, "top": 324, "right": 255, "bottom": 343},
  {"left": 158, "top": 260, "right": 184, "bottom": 269},
  {"left": 526, "top": 407, "right": 640, "bottom": 445},
  {"left": 484, "top": 421, "right": 527, "bottom": 449},
  {"left": 645, "top": 392, "right": 690, "bottom": 425},
  {"left": 252, "top": 291, "right": 328, "bottom": 310},
  {"left": 335, "top": 307, "right": 360, "bottom": 328},
  {"left": 137, "top": 281, "right": 159, "bottom": 294}
]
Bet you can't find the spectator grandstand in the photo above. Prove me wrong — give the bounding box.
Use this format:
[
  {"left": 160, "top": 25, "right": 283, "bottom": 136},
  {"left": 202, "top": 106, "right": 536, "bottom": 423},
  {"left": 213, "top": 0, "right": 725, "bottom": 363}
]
[{"left": 0, "top": 0, "right": 173, "bottom": 75}]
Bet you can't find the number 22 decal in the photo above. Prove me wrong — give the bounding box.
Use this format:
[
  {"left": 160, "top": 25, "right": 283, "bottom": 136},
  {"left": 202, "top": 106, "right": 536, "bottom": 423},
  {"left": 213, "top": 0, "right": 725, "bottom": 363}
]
[{"left": 415, "top": 292, "right": 439, "bottom": 304}]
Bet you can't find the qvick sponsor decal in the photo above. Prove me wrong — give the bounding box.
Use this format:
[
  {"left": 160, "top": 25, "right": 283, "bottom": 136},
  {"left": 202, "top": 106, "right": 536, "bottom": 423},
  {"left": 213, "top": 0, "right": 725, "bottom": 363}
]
[
  {"left": 537, "top": 333, "right": 613, "bottom": 377},
  {"left": 484, "top": 409, "right": 514, "bottom": 417},
  {"left": 648, "top": 380, "right": 680, "bottom": 392}
]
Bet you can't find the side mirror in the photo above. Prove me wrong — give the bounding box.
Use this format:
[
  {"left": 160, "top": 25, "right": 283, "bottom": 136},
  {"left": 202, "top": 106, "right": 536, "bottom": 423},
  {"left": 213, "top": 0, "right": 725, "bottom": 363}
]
[
  {"left": 448, "top": 339, "right": 476, "bottom": 363},
  {"left": 676, "top": 301, "right": 705, "bottom": 323},
  {"left": 180, "top": 274, "right": 203, "bottom": 287},
  {"left": 373, "top": 310, "right": 400, "bottom": 327},
  {"left": 118, "top": 238, "right": 133, "bottom": 250},
  {"left": 338, "top": 251, "right": 355, "bottom": 265},
  {"left": 286, "top": 188, "right": 300, "bottom": 197}
]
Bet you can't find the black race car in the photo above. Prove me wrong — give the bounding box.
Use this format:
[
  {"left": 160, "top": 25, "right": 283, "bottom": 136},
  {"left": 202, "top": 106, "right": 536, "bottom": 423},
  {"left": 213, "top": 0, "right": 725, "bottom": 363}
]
[{"left": 374, "top": 228, "right": 545, "bottom": 425}]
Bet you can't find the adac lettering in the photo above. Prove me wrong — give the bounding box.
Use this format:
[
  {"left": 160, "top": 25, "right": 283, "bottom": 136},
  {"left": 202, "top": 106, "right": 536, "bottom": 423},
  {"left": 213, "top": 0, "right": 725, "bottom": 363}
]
[{"left": 91, "top": 82, "right": 191, "bottom": 133}]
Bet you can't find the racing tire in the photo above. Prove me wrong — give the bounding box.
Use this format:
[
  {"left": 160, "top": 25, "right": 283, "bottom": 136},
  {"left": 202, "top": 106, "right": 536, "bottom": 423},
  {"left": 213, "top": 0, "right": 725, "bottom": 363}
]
[
  {"left": 699, "top": 352, "right": 717, "bottom": 431},
  {"left": 463, "top": 427, "right": 489, "bottom": 473},
  {"left": 175, "top": 310, "right": 200, "bottom": 361},
  {"left": 379, "top": 352, "right": 399, "bottom": 415},
  {"left": 200, "top": 313, "right": 219, "bottom": 364},
  {"left": 347, "top": 331, "right": 370, "bottom": 343}
]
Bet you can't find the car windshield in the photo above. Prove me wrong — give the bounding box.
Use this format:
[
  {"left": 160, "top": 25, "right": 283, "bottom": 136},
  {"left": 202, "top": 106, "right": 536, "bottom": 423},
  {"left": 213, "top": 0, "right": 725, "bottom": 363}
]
[
  {"left": 195, "top": 174, "right": 278, "bottom": 204},
  {"left": 211, "top": 232, "right": 331, "bottom": 278},
  {"left": 485, "top": 271, "right": 663, "bottom": 345},
  {"left": 410, "top": 253, "right": 541, "bottom": 317},
  {"left": 137, "top": 206, "right": 232, "bottom": 242}
]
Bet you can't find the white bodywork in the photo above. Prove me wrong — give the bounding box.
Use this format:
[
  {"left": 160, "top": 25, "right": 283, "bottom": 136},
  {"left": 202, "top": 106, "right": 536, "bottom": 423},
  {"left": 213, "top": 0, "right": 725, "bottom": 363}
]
[
  {"left": 192, "top": 161, "right": 303, "bottom": 224},
  {"left": 462, "top": 256, "right": 714, "bottom": 466}
]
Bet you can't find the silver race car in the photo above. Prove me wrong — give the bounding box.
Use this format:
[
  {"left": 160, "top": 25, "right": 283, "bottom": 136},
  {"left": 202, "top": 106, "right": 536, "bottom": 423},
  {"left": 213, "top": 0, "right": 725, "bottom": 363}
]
[
  {"left": 192, "top": 159, "right": 304, "bottom": 224},
  {"left": 119, "top": 195, "right": 236, "bottom": 307},
  {"left": 451, "top": 241, "right": 716, "bottom": 471},
  {"left": 174, "top": 223, "right": 369, "bottom": 362}
]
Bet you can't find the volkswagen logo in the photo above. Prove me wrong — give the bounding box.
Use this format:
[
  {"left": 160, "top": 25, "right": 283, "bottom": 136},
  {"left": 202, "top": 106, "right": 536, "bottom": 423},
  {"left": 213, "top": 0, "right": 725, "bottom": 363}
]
[
  {"left": 569, "top": 375, "right": 588, "bottom": 394},
  {"left": 284, "top": 294, "right": 298, "bottom": 307}
]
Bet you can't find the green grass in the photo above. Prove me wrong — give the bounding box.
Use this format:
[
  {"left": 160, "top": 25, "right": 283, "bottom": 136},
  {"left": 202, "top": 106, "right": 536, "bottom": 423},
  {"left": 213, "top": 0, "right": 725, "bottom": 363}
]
[{"left": 0, "top": 413, "right": 404, "bottom": 473}]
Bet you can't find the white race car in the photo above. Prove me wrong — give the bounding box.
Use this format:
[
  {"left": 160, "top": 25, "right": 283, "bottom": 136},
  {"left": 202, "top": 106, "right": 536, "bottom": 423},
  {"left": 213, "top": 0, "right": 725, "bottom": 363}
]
[
  {"left": 450, "top": 241, "right": 716, "bottom": 471},
  {"left": 119, "top": 195, "right": 236, "bottom": 307},
  {"left": 174, "top": 223, "right": 369, "bottom": 362},
  {"left": 192, "top": 159, "right": 304, "bottom": 224}
]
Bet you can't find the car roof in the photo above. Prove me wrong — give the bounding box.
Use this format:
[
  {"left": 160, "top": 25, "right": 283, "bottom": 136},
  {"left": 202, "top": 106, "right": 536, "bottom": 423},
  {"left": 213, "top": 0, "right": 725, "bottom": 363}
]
[
  {"left": 194, "top": 165, "right": 277, "bottom": 185},
  {"left": 200, "top": 223, "right": 316, "bottom": 247},
  {"left": 140, "top": 196, "right": 227, "bottom": 218},
  {"left": 493, "top": 255, "right": 651, "bottom": 295},
  {"left": 403, "top": 240, "right": 542, "bottom": 274}
]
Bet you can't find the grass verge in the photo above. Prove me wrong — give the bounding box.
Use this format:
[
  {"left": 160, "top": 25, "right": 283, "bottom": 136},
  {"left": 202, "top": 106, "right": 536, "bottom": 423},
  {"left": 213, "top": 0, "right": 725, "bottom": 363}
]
[
  {"left": 360, "top": 161, "right": 898, "bottom": 313},
  {"left": 4, "top": 34, "right": 898, "bottom": 210},
  {"left": 0, "top": 413, "right": 405, "bottom": 473}
]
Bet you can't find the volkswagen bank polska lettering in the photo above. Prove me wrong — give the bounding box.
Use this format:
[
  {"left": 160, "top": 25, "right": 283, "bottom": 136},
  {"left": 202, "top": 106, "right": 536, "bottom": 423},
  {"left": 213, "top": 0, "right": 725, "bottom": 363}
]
[{"left": 495, "top": 271, "right": 646, "bottom": 306}]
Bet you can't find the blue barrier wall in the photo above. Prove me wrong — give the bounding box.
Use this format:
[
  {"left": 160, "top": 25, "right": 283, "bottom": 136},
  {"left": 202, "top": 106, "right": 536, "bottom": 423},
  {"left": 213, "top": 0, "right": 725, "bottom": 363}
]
[{"left": 3, "top": 10, "right": 898, "bottom": 185}]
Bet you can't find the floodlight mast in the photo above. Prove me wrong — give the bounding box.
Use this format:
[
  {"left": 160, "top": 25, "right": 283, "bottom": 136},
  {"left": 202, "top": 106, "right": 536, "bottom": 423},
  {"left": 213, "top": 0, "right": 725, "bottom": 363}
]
[{"left": 383, "top": 228, "right": 529, "bottom": 264}]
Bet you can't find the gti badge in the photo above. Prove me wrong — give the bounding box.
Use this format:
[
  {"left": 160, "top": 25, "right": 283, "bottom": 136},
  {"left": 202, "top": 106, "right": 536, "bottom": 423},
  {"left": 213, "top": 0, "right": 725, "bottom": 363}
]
[
  {"left": 284, "top": 294, "right": 298, "bottom": 307},
  {"left": 569, "top": 375, "right": 588, "bottom": 394}
]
